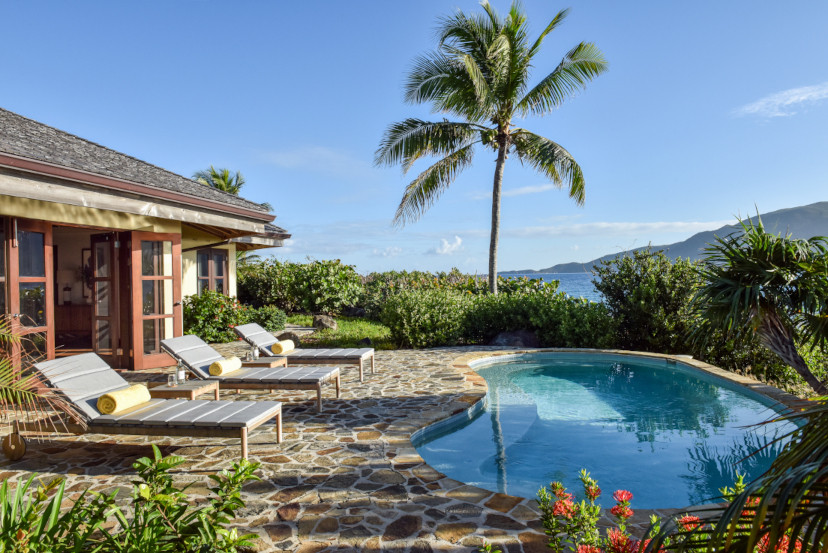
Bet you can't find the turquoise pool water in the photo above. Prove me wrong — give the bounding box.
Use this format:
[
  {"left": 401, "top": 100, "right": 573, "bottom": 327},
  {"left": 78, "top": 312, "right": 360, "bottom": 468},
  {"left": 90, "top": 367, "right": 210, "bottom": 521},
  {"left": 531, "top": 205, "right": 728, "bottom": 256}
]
[{"left": 414, "top": 353, "right": 795, "bottom": 509}]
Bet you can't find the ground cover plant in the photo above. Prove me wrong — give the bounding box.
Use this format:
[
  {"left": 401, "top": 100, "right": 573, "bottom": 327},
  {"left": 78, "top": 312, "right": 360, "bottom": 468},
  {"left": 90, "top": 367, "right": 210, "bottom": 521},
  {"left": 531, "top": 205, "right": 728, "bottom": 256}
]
[
  {"left": 183, "top": 290, "right": 285, "bottom": 343},
  {"left": 285, "top": 314, "right": 394, "bottom": 350},
  {"left": 0, "top": 445, "right": 259, "bottom": 552}
]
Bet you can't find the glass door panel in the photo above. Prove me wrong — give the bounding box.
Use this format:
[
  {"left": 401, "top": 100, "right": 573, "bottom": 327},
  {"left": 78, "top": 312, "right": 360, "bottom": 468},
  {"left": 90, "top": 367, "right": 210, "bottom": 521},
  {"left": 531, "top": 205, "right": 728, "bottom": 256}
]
[
  {"left": 7, "top": 219, "right": 54, "bottom": 360},
  {"left": 91, "top": 233, "right": 119, "bottom": 364},
  {"left": 130, "top": 232, "right": 181, "bottom": 370}
]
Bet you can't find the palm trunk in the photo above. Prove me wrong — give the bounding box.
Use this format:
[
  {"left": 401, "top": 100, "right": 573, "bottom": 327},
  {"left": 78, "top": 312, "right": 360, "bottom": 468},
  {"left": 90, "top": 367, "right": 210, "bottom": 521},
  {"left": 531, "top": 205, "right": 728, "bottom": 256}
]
[
  {"left": 488, "top": 139, "right": 508, "bottom": 294},
  {"left": 755, "top": 310, "right": 828, "bottom": 396}
]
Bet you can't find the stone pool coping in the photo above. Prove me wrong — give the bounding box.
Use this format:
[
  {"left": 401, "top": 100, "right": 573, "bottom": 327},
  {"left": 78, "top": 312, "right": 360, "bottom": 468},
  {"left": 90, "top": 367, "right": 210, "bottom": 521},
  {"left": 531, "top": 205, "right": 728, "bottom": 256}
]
[{"left": 1, "top": 346, "right": 805, "bottom": 552}]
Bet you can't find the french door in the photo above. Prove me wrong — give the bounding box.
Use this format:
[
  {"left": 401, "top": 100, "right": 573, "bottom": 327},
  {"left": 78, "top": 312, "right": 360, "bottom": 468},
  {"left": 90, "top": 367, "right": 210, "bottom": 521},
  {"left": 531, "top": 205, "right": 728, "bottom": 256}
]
[
  {"left": 130, "top": 232, "right": 182, "bottom": 370},
  {"left": 6, "top": 219, "right": 54, "bottom": 360},
  {"left": 91, "top": 233, "right": 120, "bottom": 366}
]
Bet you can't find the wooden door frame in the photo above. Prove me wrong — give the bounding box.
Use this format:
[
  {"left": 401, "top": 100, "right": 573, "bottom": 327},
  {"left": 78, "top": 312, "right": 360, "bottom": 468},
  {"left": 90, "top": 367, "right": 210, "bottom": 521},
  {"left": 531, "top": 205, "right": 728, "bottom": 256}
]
[
  {"left": 7, "top": 218, "right": 54, "bottom": 359},
  {"left": 129, "top": 231, "right": 182, "bottom": 370},
  {"left": 91, "top": 232, "right": 120, "bottom": 366}
]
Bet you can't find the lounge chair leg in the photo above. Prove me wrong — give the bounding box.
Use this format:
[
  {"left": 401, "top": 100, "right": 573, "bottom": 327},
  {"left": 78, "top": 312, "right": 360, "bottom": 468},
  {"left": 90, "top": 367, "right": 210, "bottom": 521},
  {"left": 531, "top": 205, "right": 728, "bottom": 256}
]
[
  {"left": 275, "top": 412, "right": 283, "bottom": 443},
  {"left": 335, "top": 373, "right": 341, "bottom": 398},
  {"left": 240, "top": 428, "right": 248, "bottom": 460},
  {"left": 316, "top": 384, "right": 322, "bottom": 412},
  {"left": 370, "top": 354, "right": 375, "bottom": 374},
  {"left": 235, "top": 389, "right": 240, "bottom": 394},
  {"left": 358, "top": 359, "right": 364, "bottom": 382},
  {"left": 214, "top": 388, "right": 220, "bottom": 400}
]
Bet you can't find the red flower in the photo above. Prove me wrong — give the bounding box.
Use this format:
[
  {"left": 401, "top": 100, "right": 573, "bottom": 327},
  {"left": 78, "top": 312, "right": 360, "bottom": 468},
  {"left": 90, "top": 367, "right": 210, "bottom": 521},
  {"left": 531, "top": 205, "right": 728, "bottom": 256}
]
[
  {"left": 613, "top": 490, "right": 633, "bottom": 503},
  {"left": 677, "top": 515, "right": 701, "bottom": 531},
  {"left": 576, "top": 546, "right": 603, "bottom": 553},
  {"left": 757, "top": 534, "right": 803, "bottom": 553},
  {"left": 606, "top": 528, "right": 636, "bottom": 553},
  {"left": 552, "top": 499, "right": 576, "bottom": 519},
  {"left": 610, "top": 504, "right": 633, "bottom": 519},
  {"left": 585, "top": 484, "right": 601, "bottom": 501}
]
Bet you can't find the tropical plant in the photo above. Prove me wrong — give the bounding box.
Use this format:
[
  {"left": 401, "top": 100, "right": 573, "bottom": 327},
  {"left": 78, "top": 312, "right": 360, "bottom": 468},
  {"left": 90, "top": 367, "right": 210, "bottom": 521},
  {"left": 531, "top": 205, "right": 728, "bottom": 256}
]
[
  {"left": 0, "top": 316, "right": 86, "bottom": 450},
  {"left": 375, "top": 2, "right": 607, "bottom": 293},
  {"left": 193, "top": 165, "right": 246, "bottom": 195},
  {"left": 649, "top": 398, "right": 828, "bottom": 552},
  {"left": 692, "top": 218, "right": 828, "bottom": 395},
  {"left": 235, "top": 249, "right": 262, "bottom": 278}
]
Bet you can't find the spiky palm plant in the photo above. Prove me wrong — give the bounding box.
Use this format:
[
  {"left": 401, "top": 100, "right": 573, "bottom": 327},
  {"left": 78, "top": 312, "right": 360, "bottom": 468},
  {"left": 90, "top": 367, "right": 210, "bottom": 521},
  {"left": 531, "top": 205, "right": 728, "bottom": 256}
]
[
  {"left": 1, "top": 317, "right": 85, "bottom": 457},
  {"left": 650, "top": 397, "right": 828, "bottom": 552},
  {"left": 375, "top": 2, "right": 607, "bottom": 293},
  {"left": 692, "top": 218, "right": 828, "bottom": 395},
  {"left": 193, "top": 166, "right": 246, "bottom": 195}
]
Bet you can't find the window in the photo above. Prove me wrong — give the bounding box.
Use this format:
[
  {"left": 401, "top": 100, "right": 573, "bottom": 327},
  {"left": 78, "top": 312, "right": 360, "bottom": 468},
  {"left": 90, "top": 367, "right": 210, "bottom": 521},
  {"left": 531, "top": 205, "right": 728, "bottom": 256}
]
[
  {"left": 196, "top": 248, "right": 228, "bottom": 295},
  {"left": 0, "top": 217, "right": 5, "bottom": 315}
]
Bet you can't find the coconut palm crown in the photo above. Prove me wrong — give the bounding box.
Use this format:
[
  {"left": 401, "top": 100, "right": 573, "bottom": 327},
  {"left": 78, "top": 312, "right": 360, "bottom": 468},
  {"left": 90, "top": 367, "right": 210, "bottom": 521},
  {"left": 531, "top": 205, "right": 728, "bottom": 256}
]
[
  {"left": 193, "top": 166, "right": 246, "bottom": 195},
  {"left": 375, "top": 2, "right": 607, "bottom": 293}
]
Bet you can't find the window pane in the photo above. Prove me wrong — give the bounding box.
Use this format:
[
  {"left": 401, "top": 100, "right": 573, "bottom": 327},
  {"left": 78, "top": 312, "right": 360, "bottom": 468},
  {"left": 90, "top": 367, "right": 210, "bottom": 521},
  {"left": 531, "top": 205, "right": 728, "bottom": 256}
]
[
  {"left": 142, "top": 318, "right": 172, "bottom": 354},
  {"left": 197, "top": 251, "right": 209, "bottom": 277},
  {"left": 18, "top": 230, "right": 45, "bottom": 277},
  {"left": 19, "top": 282, "right": 45, "bottom": 326},
  {"left": 95, "top": 242, "right": 110, "bottom": 278},
  {"left": 197, "top": 279, "right": 209, "bottom": 295},
  {"left": 96, "top": 319, "right": 112, "bottom": 351},
  {"left": 214, "top": 278, "right": 225, "bottom": 293},
  {"left": 22, "top": 332, "right": 46, "bottom": 358},
  {"left": 214, "top": 251, "right": 226, "bottom": 277},
  {"left": 142, "top": 280, "right": 172, "bottom": 315},
  {"left": 96, "top": 281, "right": 110, "bottom": 316},
  {"left": 141, "top": 241, "right": 172, "bottom": 276},
  {"left": 0, "top": 219, "right": 5, "bottom": 278},
  {"left": 0, "top": 282, "right": 6, "bottom": 315}
]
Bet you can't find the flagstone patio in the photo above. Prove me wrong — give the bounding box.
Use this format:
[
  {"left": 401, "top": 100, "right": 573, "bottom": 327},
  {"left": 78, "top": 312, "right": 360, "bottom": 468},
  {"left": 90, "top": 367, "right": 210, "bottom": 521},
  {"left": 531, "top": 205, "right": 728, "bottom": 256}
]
[{"left": 2, "top": 346, "right": 681, "bottom": 552}]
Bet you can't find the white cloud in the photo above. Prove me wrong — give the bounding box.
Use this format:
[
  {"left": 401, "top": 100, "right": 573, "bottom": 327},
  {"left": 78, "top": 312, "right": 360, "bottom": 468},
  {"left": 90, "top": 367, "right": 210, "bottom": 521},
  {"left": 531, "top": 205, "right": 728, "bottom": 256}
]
[
  {"left": 260, "top": 146, "right": 373, "bottom": 178},
  {"left": 472, "top": 183, "right": 559, "bottom": 200},
  {"left": 734, "top": 81, "right": 828, "bottom": 118},
  {"left": 372, "top": 246, "right": 403, "bottom": 257},
  {"left": 428, "top": 235, "right": 463, "bottom": 255},
  {"left": 505, "top": 220, "right": 730, "bottom": 238}
]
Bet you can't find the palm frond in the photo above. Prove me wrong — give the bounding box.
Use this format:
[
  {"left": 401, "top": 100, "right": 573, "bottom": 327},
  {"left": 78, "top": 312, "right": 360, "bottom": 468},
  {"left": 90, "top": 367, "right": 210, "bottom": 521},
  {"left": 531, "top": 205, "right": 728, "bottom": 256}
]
[
  {"left": 192, "top": 165, "right": 245, "bottom": 195},
  {"left": 393, "top": 143, "right": 475, "bottom": 227},
  {"left": 0, "top": 318, "right": 86, "bottom": 434},
  {"left": 374, "top": 119, "right": 483, "bottom": 172},
  {"left": 516, "top": 41, "right": 608, "bottom": 117},
  {"left": 527, "top": 8, "right": 570, "bottom": 58},
  {"left": 511, "top": 130, "right": 585, "bottom": 204}
]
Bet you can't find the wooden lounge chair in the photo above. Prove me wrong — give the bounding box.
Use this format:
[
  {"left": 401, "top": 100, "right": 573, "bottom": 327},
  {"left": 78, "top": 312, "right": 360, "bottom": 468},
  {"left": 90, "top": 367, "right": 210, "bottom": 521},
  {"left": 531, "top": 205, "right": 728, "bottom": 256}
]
[
  {"left": 3, "top": 353, "right": 282, "bottom": 461},
  {"left": 160, "top": 335, "right": 341, "bottom": 412},
  {"left": 233, "top": 323, "right": 375, "bottom": 382}
]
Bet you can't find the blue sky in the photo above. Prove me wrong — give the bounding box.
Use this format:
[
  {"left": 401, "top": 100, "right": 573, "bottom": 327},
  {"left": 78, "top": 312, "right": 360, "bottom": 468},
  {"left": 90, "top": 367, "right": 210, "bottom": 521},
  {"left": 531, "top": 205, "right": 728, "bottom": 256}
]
[{"left": 2, "top": 1, "right": 827, "bottom": 274}]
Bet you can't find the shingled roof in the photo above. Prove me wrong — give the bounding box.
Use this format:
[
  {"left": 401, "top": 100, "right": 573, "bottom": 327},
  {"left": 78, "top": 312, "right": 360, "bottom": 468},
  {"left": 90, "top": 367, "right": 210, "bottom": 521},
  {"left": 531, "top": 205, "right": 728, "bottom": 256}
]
[{"left": 0, "top": 107, "right": 270, "bottom": 214}]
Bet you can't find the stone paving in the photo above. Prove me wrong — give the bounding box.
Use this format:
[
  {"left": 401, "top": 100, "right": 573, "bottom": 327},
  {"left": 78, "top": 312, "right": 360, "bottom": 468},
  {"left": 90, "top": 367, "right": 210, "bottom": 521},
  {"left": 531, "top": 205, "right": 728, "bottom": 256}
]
[{"left": 2, "top": 344, "right": 797, "bottom": 552}]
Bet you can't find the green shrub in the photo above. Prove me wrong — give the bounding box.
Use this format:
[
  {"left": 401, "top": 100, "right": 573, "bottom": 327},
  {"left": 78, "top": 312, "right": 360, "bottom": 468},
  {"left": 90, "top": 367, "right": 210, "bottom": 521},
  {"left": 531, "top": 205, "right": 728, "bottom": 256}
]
[
  {"left": 380, "top": 288, "right": 469, "bottom": 348},
  {"left": 248, "top": 304, "right": 287, "bottom": 332},
  {"left": 592, "top": 250, "right": 700, "bottom": 354},
  {"left": 183, "top": 290, "right": 252, "bottom": 343},
  {"left": 239, "top": 259, "right": 362, "bottom": 314},
  {"left": 1, "top": 445, "right": 259, "bottom": 552}
]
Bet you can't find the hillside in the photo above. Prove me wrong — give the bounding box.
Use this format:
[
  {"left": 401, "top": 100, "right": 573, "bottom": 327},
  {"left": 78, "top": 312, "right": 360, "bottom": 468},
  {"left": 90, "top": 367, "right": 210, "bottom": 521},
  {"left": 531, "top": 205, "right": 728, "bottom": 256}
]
[{"left": 508, "top": 201, "right": 828, "bottom": 274}]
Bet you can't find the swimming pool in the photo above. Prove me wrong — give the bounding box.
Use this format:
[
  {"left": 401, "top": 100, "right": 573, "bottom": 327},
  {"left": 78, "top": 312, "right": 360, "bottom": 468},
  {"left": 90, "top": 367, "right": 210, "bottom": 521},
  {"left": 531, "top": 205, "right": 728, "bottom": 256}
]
[{"left": 413, "top": 352, "right": 796, "bottom": 509}]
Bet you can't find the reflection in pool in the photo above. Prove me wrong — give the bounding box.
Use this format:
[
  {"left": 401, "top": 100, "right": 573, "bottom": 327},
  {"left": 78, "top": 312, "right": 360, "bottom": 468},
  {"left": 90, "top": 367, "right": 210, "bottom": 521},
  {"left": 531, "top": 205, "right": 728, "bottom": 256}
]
[{"left": 414, "top": 353, "right": 795, "bottom": 509}]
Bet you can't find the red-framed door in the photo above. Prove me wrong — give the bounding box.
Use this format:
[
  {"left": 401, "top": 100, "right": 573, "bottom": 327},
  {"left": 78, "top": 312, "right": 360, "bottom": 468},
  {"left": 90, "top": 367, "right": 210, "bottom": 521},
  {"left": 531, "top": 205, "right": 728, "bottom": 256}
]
[
  {"left": 91, "top": 233, "right": 120, "bottom": 366},
  {"left": 130, "top": 231, "right": 182, "bottom": 370},
  {"left": 7, "top": 218, "right": 55, "bottom": 360}
]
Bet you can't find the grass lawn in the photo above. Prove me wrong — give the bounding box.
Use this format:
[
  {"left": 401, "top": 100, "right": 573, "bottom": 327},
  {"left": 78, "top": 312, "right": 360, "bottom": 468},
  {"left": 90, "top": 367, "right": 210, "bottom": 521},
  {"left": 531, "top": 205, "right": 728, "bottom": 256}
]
[{"left": 286, "top": 315, "right": 396, "bottom": 350}]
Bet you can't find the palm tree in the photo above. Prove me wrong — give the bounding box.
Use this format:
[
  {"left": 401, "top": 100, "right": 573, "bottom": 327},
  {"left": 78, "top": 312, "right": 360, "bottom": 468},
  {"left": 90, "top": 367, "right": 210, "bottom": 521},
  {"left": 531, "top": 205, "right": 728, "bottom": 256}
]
[
  {"left": 193, "top": 166, "right": 246, "bottom": 195},
  {"left": 692, "top": 218, "right": 828, "bottom": 395},
  {"left": 375, "top": 2, "right": 607, "bottom": 293},
  {"left": 236, "top": 250, "right": 262, "bottom": 278}
]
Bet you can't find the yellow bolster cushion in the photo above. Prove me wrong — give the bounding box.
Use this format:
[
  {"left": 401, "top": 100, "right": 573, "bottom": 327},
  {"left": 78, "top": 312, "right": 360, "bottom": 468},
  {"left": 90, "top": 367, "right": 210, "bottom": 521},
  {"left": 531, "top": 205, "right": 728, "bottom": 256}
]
[
  {"left": 270, "top": 340, "right": 295, "bottom": 355},
  {"left": 209, "top": 356, "right": 242, "bottom": 376},
  {"left": 97, "top": 385, "right": 151, "bottom": 415}
]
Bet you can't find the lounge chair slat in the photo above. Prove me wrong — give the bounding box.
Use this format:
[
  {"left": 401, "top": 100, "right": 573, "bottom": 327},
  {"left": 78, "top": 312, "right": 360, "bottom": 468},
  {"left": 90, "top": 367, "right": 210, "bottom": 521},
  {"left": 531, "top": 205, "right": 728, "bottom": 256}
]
[
  {"left": 199, "top": 402, "right": 281, "bottom": 428},
  {"left": 135, "top": 400, "right": 221, "bottom": 426}
]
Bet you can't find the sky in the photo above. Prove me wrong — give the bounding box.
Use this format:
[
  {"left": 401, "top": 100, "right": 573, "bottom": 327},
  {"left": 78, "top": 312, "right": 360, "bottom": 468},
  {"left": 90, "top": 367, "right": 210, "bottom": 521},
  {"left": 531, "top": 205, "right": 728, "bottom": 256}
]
[{"left": 2, "top": 1, "right": 827, "bottom": 274}]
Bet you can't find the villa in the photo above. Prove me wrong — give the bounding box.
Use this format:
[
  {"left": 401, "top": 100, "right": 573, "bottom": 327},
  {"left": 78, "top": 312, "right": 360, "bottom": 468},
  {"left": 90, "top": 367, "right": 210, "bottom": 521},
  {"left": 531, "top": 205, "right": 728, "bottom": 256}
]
[{"left": 0, "top": 107, "right": 289, "bottom": 370}]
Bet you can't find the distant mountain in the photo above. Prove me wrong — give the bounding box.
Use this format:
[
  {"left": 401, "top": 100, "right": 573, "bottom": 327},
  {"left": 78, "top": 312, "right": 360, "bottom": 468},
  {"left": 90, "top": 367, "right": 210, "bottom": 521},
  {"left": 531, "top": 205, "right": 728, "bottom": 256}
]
[{"left": 505, "top": 201, "right": 828, "bottom": 274}]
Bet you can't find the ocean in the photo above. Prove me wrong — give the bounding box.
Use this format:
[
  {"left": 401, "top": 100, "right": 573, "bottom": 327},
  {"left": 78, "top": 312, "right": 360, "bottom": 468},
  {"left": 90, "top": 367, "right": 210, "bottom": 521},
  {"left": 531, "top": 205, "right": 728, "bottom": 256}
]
[{"left": 501, "top": 272, "right": 600, "bottom": 302}]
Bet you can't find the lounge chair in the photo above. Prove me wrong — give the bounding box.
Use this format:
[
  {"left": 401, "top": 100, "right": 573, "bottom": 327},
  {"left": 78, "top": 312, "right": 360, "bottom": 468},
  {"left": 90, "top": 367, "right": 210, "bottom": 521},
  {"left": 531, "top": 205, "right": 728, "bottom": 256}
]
[
  {"left": 4, "top": 353, "right": 282, "bottom": 461},
  {"left": 160, "top": 335, "right": 340, "bottom": 412},
  {"left": 233, "top": 323, "right": 375, "bottom": 382}
]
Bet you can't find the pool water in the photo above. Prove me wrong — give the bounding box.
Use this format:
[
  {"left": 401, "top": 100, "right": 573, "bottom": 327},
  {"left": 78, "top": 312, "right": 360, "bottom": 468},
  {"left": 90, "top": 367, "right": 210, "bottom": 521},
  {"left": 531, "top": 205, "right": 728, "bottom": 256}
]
[{"left": 414, "top": 353, "right": 795, "bottom": 509}]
